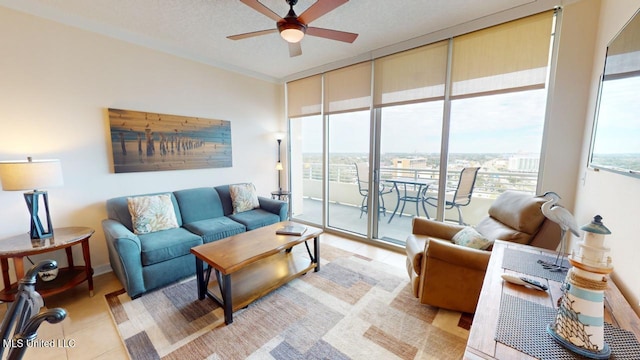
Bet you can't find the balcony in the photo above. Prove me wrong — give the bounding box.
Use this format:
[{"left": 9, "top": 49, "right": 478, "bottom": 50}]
[{"left": 291, "top": 163, "right": 538, "bottom": 245}]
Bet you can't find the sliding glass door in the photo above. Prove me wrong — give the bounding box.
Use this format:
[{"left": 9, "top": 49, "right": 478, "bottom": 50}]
[
  {"left": 326, "top": 110, "right": 371, "bottom": 235},
  {"left": 376, "top": 102, "right": 444, "bottom": 243},
  {"left": 289, "top": 115, "right": 323, "bottom": 223}
]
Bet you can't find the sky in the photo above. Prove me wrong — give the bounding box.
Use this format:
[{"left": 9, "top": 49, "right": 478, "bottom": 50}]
[
  {"left": 592, "top": 76, "right": 640, "bottom": 154},
  {"left": 298, "top": 89, "right": 547, "bottom": 154}
]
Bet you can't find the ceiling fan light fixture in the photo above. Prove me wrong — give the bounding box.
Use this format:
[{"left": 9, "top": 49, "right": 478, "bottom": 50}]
[
  {"left": 278, "top": 22, "right": 306, "bottom": 43},
  {"left": 229, "top": 0, "right": 358, "bottom": 56}
]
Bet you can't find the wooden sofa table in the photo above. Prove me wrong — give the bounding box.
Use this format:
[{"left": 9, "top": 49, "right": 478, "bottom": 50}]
[
  {"left": 465, "top": 240, "right": 640, "bottom": 359},
  {"left": 190, "top": 221, "right": 322, "bottom": 325},
  {"left": 0, "top": 226, "right": 95, "bottom": 302}
]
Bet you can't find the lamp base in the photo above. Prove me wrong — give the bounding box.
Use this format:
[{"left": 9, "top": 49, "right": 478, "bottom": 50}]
[
  {"left": 24, "top": 190, "right": 54, "bottom": 239},
  {"left": 547, "top": 324, "right": 611, "bottom": 359}
]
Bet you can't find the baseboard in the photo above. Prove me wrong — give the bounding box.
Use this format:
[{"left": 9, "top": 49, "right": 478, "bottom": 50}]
[{"left": 94, "top": 263, "right": 113, "bottom": 276}]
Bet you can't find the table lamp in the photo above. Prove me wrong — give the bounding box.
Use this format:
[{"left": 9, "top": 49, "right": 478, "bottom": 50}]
[{"left": 0, "top": 157, "right": 64, "bottom": 239}]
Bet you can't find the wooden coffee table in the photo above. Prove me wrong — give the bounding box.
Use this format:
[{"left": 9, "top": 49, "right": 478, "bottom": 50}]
[{"left": 190, "top": 221, "right": 322, "bottom": 325}]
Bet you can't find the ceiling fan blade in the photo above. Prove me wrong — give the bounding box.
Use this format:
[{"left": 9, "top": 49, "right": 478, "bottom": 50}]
[
  {"left": 289, "top": 42, "right": 302, "bottom": 57},
  {"left": 239, "top": 0, "right": 282, "bottom": 22},
  {"left": 298, "top": 0, "right": 348, "bottom": 24},
  {"left": 306, "top": 27, "right": 358, "bottom": 43},
  {"left": 227, "top": 28, "right": 278, "bottom": 40}
]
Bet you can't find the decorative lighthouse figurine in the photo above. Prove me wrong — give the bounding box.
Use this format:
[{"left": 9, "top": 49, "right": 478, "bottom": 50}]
[{"left": 547, "top": 215, "right": 613, "bottom": 359}]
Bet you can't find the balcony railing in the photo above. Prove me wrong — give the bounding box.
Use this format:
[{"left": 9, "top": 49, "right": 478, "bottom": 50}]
[{"left": 300, "top": 163, "right": 538, "bottom": 197}]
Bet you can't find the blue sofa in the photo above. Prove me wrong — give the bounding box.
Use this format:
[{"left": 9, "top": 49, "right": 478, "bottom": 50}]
[{"left": 102, "top": 185, "right": 288, "bottom": 298}]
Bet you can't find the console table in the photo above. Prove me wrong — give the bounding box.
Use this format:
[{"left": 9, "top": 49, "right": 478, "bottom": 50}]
[
  {"left": 0, "top": 227, "right": 95, "bottom": 302},
  {"left": 465, "top": 240, "right": 640, "bottom": 359}
]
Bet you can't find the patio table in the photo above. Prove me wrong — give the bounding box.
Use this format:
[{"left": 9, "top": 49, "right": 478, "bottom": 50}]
[{"left": 384, "top": 178, "right": 435, "bottom": 223}]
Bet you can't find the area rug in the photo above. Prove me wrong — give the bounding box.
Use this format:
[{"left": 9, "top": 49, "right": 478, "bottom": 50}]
[{"left": 105, "top": 244, "right": 472, "bottom": 360}]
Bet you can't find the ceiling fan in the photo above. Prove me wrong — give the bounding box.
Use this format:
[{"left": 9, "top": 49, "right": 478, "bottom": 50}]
[{"left": 227, "top": 0, "right": 358, "bottom": 57}]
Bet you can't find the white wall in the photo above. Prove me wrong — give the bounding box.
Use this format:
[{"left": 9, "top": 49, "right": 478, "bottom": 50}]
[
  {"left": 574, "top": 0, "right": 640, "bottom": 314},
  {"left": 540, "top": 0, "right": 600, "bottom": 211},
  {"left": 0, "top": 7, "right": 284, "bottom": 284}
]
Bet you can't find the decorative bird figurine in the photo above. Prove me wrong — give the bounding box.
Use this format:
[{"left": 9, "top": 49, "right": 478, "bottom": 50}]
[{"left": 537, "top": 191, "right": 581, "bottom": 271}]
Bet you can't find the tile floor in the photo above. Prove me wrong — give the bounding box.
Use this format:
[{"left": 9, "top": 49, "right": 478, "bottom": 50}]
[{"left": 1, "top": 234, "right": 409, "bottom": 360}]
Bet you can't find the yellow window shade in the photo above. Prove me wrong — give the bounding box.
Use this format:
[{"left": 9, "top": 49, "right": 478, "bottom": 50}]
[
  {"left": 374, "top": 40, "right": 448, "bottom": 107},
  {"left": 451, "top": 10, "right": 554, "bottom": 98},
  {"left": 604, "top": 10, "right": 640, "bottom": 79},
  {"left": 324, "top": 61, "right": 372, "bottom": 114},
  {"left": 287, "top": 74, "right": 322, "bottom": 118}
]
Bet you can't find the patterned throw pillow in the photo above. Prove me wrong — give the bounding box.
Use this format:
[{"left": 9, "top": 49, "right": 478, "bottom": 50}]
[
  {"left": 451, "top": 226, "right": 494, "bottom": 250},
  {"left": 127, "top": 194, "right": 179, "bottom": 235},
  {"left": 229, "top": 183, "right": 260, "bottom": 214}
]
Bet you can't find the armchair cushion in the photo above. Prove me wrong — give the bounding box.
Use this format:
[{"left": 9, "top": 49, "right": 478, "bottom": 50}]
[
  {"left": 475, "top": 216, "right": 531, "bottom": 245},
  {"left": 451, "top": 226, "right": 493, "bottom": 250},
  {"left": 486, "top": 190, "right": 546, "bottom": 234}
]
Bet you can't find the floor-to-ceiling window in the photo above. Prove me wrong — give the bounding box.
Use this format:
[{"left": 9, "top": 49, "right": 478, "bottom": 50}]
[
  {"left": 290, "top": 114, "right": 322, "bottom": 223},
  {"left": 288, "top": 75, "right": 322, "bottom": 224},
  {"left": 372, "top": 42, "right": 448, "bottom": 242},
  {"left": 427, "top": 12, "right": 554, "bottom": 224},
  {"left": 287, "top": 10, "right": 556, "bottom": 245},
  {"left": 324, "top": 62, "right": 373, "bottom": 236},
  {"left": 327, "top": 110, "right": 370, "bottom": 235},
  {"left": 376, "top": 102, "right": 444, "bottom": 242}
]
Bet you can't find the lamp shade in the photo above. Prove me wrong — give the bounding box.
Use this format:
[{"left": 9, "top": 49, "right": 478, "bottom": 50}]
[
  {"left": 0, "top": 158, "right": 63, "bottom": 191},
  {"left": 274, "top": 132, "right": 286, "bottom": 141}
]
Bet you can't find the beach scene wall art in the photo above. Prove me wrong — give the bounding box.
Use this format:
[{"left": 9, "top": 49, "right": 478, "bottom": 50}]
[{"left": 108, "top": 108, "right": 232, "bottom": 173}]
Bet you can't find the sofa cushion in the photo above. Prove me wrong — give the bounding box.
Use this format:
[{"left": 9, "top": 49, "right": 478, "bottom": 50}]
[
  {"left": 451, "top": 227, "right": 493, "bottom": 250},
  {"left": 215, "top": 185, "right": 235, "bottom": 216},
  {"left": 107, "top": 192, "right": 183, "bottom": 232},
  {"left": 174, "top": 187, "right": 224, "bottom": 223},
  {"left": 182, "top": 217, "right": 246, "bottom": 243},
  {"left": 139, "top": 227, "right": 203, "bottom": 266},
  {"left": 127, "top": 194, "right": 179, "bottom": 234},
  {"left": 228, "top": 209, "right": 281, "bottom": 230},
  {"left": 229, "top": 183, "right": 260, "bottom": 214}
]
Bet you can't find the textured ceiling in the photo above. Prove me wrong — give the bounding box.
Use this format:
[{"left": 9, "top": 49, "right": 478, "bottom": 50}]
[{"left": 1, "top": 0, "right": 543, "bottom": 82}]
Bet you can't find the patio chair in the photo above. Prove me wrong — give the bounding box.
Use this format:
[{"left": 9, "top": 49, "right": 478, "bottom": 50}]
[
  {"left": 354, "top": 162, "right": 392, "bottom": 218},
  {"left": 0, "top": 260, "right": 67, "bottom": 360},
  {"left": 422, "top": 167, "right": 480, "bottom": 225}
]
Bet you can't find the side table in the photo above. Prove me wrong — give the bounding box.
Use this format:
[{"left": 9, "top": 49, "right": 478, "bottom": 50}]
[
  {"left": 271, "top": 189, "right": 290, "bottom": 201},
  {"left": 0, "top": 226, "right": 95, "bottom": 302}
]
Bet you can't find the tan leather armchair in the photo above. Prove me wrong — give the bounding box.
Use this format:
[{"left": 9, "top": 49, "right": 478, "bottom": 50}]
[{"left": 405, "top": 190, "right": 562, "bottom": 313}]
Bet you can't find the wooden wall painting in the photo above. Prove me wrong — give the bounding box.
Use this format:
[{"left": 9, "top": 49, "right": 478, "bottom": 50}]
[{"left": 108, "top": 108, "right": 232, "bottom": 173}]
